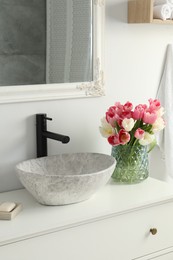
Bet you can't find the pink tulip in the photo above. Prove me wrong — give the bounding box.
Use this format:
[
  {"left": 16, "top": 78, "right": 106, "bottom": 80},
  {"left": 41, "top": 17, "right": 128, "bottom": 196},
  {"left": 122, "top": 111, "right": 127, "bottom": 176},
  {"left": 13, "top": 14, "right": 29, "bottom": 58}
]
[
  {"left": 143, "top": 111, "right": 157, "bottom": 124},
  {"left": 106, "top": 106, "right": 115, "bottom": 120},
  {"left": 107, "top": 129, "right": 130, "bottom": 146},
  {"left": 122, "top": 111, "right": 132, "bottom": 119},
  {"left": 148, "top": 98, "right": 161, "bottom": 112},
  {"left": 114, "top": 102, "right": 124, "bottom": 112},
  {"left": 106, "top": 106, "right": 116, "bottom": 127},
  {"left": 123, "top": 101, "right": 133, "bottom": 112},
  {"left": 119, "top": 129, "right": 130, "bottom": 145},
  {"left": 108, "top": 134, "right": 120, "bottom": 146},
  {"left": 132, "top": 104, "right": 147, "bottom": 120},
  {"left": 134, "top": 128, "right": 145, "bottom": 140}
]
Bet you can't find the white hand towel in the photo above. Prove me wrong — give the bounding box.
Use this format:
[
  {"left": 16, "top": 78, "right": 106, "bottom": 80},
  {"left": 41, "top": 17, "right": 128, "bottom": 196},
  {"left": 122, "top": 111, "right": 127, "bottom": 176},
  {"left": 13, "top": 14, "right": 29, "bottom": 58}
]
[
  {"left": 153, "top": 4, "right": 172, "bottom": 20},
  {"left": 154, "top": 0, "right": 173, "bottom": 7},
  {"left": 156, "top": 44, "right": 173, "bottom": 179}
]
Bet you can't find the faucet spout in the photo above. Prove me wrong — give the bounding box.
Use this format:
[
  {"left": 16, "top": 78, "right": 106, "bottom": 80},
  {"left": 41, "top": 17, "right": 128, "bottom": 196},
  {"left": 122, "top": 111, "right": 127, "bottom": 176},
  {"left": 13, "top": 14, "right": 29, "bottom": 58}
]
[
  {"left": 42, "top": 131, "right": 70, "bottom": 144},
  {"left": 36, "top": 113, "right": 70, "bottom": 158}
]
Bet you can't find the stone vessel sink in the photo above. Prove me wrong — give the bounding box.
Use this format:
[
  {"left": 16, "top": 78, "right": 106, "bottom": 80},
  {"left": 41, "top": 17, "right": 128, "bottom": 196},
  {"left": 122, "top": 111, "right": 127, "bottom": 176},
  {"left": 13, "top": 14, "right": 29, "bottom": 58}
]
[{"left": 16, "top": 153, "right": 116, "bottom": 206}]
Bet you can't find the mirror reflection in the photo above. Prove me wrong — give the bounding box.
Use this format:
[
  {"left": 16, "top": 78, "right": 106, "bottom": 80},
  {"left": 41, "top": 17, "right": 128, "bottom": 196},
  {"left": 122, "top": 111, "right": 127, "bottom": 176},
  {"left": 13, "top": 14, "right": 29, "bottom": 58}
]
[{"left": 0, "top": 0, "right": 93, "bottom": 87}]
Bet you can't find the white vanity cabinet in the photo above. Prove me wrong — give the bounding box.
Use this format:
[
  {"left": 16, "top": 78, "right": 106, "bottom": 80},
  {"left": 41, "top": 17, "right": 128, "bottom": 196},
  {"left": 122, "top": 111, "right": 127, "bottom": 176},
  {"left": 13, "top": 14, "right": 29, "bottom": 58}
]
[{"left": 1, "top": 178, "right": 173, "bottom": 260}]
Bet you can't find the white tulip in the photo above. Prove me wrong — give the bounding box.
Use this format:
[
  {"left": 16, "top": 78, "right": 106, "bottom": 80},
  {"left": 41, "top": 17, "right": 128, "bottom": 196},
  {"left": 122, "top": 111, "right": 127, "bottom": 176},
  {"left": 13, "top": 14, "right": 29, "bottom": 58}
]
[
  {"left": 99, "top": 117, "right": 115, "bottom": 138},
  {"left": 122, "top": 118, "right": 135, "bottom": 132},
  {"left": 139, "top": 132, "right": 155, "bottom": 146},
  {"left": 156, "top": 107, "right": 164, "bottom": 117},
  {"left": 152, "top": 117, "right": 165, "bottom": 133}
]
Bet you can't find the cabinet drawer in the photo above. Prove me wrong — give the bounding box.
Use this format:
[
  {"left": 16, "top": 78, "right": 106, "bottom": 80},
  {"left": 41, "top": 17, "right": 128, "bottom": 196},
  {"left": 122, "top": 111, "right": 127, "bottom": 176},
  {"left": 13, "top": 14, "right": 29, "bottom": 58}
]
[
  {"left": 117, "top": 201, "right": 173, "bottom": 259},
  {"left": 134, "top": 247, "right": 173, "bottom": 259},
  {"left": 0, "top": 201, "right": 173, "bottom": 260},
  {"left": 152, "top": 252, "right": 173, "bottom": 260}
]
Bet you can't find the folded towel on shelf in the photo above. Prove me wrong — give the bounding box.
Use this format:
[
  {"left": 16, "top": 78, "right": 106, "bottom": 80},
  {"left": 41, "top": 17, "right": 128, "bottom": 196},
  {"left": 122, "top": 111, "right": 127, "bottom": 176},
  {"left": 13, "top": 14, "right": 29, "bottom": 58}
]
[
  {"left": 154, "top": 0, "right": 173, "bottom": 7},
  {"left": 156, "top": 44, "right": 173, "bottom": 179},
  {"left": 153, "top": 4, "right": 172, "bottom": 20}
]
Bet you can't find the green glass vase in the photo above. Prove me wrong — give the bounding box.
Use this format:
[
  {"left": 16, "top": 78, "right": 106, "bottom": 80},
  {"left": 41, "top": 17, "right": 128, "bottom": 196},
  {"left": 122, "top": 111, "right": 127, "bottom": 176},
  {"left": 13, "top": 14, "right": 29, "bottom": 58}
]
[{"left": 111, "top": 144, "right": 149, "bottom": 184}]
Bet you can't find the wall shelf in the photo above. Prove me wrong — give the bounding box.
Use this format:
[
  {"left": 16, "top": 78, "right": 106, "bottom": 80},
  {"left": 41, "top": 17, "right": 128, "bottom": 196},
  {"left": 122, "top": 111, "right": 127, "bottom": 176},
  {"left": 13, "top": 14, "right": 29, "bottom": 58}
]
[{"left": 128, "top": 0, "right": 173, "bottom": 24}]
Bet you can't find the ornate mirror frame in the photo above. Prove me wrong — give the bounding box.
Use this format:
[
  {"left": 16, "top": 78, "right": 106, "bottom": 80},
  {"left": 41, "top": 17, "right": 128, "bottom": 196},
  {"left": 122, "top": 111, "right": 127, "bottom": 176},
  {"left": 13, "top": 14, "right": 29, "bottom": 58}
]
[{"left": 0, "top": 0, "right": 105, "bottom": 104}]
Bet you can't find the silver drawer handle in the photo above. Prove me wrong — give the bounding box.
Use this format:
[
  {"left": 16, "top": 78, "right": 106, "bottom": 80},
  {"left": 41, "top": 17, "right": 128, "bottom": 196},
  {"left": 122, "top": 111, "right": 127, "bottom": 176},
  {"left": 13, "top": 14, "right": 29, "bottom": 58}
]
[{"left": 150, "top": 228, "right": 157, "bottom": 235}]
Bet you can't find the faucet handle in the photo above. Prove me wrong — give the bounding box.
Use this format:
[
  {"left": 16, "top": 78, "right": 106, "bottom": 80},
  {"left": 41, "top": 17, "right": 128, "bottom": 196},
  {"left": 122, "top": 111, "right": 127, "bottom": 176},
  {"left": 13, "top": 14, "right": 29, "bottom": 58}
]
[{"left": 44, "top": 116, "right": 52, "bottom": 121}]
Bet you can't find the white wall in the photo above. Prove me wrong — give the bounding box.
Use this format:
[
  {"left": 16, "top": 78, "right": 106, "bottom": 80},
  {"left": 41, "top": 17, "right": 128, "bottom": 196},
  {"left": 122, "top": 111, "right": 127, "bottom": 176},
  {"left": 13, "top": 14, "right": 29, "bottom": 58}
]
[{"left": 1, "top": 0, "right": 173, "bottom": 192}]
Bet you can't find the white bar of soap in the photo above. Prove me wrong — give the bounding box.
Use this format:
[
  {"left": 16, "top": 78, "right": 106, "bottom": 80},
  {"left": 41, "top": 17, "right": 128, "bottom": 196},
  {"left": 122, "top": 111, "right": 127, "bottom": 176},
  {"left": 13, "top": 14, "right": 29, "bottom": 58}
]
[{"left": 0, "top": 202, "right": 16, "bottom": 212}]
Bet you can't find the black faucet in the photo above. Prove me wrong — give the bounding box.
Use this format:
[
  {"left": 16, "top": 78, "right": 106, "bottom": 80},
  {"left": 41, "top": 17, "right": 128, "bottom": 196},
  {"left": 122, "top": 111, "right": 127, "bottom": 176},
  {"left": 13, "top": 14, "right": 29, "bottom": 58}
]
[{"left": 36, "top": 113, "right": 70, "bottom": 158}]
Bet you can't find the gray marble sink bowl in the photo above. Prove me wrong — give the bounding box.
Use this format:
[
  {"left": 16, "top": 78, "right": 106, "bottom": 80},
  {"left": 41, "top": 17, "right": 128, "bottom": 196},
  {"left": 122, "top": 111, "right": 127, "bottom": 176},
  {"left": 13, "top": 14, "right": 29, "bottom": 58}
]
[{"left": 16, "top": 153, "right": 116, "bottom": 206}]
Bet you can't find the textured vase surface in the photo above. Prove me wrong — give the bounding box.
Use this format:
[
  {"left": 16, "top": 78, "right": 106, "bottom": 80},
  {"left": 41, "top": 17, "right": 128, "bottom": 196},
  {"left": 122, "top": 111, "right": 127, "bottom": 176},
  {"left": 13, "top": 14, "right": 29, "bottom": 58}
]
[{"left": 111, "top": 144, "right": 149, "bottom": 184}]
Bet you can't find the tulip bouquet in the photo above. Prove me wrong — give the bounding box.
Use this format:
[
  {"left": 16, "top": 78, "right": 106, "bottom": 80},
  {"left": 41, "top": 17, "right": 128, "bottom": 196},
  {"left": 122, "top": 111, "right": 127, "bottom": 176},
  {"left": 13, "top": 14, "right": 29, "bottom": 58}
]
[
  {"left": 99, "top": 99, "right": 165, "bottom": 183},
  {"left": 100, "top": 99, "right": 165, "bottom": 152}
]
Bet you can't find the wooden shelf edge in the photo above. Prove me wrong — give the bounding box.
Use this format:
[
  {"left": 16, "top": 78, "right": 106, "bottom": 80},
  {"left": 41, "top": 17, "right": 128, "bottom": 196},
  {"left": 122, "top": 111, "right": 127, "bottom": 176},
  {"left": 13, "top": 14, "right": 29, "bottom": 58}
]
[
  {"left": 128, "top": 19, "right": 173, "bottom": 24},
  {"left": 152, "top": 19, "right": 173, "bottom": 24},
  {"left": 128, "top": 0, "right": 173, "bottom": 24}
]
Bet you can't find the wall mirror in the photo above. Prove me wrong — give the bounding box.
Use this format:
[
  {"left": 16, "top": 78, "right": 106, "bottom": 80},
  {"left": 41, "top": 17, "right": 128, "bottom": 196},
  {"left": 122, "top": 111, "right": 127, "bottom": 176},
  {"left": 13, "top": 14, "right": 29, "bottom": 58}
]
[{"left": 0, "top": 0, "right": 105, "bottom": 103}]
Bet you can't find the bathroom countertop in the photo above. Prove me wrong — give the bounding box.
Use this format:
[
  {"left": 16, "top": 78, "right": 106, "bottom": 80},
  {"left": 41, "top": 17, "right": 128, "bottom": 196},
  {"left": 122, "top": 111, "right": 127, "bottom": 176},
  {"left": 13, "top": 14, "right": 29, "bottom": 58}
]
[{"left": 0, "top": 177, "right": 173, "bottom": 247}]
